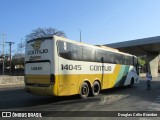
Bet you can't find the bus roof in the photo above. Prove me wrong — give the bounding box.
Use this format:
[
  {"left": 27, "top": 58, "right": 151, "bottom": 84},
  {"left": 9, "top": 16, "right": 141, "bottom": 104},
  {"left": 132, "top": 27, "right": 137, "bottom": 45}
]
[
  {"left": 95, "top": 45, "right": 119, "bottom": 52},
  {"left": 27, "top": 35, "right": 136, "bottom": 58},
  {"left": 53, "top": 35, "right": 136, "bottom": 57}
]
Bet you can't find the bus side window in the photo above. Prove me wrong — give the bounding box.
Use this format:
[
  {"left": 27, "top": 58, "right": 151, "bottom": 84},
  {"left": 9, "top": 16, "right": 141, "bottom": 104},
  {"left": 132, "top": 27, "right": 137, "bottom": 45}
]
[
  {"left": 58, "top": 41, "right": 72, "bottom": 60},
  {"left": 133, "top": 56, "right": 138, "bottom": 67},
  {"left": 96, "top": 49, "right": 104, "bottom": 62},
  {"left": 71, "top": 44, "right": 82, "bottom": 61},
  {"left": 83, "top": 46, "right": 95, "bottom": 62},
  {"left": 96, "top": 49, "right": 113, "bottom": 63},
  {"left": 126, "top": 56, "right": 133, "bottom": 65}
]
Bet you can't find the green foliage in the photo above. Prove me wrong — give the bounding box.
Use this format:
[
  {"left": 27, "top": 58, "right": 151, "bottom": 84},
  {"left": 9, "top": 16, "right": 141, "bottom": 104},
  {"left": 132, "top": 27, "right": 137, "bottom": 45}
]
[{"left": 138, "top": 57, "right": 147, "bottom": 67}]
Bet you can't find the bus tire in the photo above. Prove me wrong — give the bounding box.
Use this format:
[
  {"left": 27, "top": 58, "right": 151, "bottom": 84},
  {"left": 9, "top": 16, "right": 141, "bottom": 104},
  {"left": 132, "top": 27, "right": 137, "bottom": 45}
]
[
  {"left": 129, "top": 78, "right": 134, "bottom": 88},
  {"left": 91, "top": 81, "right": 100, "bottom": 96},
  {"left": 79, "top": 82, "right": 89, "bottom": 99}
]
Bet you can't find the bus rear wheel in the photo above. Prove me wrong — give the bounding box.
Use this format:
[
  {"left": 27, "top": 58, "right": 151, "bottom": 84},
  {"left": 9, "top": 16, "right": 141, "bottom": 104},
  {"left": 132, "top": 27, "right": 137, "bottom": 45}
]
[
  {"left": 91, "top": 81, "right": 100, "bottom": 96},
  {"left": 79, "top": 82, "right": 89, "bottom": 99}
]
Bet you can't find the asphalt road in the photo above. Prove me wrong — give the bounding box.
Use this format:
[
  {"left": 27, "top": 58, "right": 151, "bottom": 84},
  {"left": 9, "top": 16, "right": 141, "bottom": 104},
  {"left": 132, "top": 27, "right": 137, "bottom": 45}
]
[{"left": 0, "top": 77, "right": 160, "bottom": 119}]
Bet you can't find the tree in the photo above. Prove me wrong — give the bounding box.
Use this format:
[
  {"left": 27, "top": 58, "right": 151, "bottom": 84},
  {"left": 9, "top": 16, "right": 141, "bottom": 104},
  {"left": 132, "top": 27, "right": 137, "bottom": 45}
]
[
  {"left": 17, "top": 39, "right": 25, "bottom": 53},
  {"left": 138, "top": 56, "right": 147, "bottom": 67},
  {"left": 12, "top": 53, "right": 25, "bottom": 60},
  {"left": 138, "top": 56, "right": 147, "bottom": 73},
  {"left": 25, "top": 27, "right": 66, "bottom": 41}
]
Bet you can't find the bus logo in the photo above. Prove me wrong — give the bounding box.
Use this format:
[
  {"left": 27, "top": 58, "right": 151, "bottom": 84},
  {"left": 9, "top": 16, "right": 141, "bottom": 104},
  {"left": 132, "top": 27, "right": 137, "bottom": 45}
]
[{"left": 31, "top": 40, "right": 43, "bottom": 50}]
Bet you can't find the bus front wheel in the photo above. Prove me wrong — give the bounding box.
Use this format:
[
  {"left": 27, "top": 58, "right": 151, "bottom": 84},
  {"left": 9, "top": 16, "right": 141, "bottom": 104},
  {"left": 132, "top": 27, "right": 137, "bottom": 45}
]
[
  {"left": 91, "top": 81, "right": 100, "bottom": 96},
  {"left": 79, "top": 82, "right": 89, "bottom": 99}
]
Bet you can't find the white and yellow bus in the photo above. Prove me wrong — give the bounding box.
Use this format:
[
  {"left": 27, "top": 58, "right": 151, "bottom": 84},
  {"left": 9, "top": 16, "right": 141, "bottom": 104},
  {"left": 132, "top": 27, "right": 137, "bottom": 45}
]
[{"left": 25, "top": 36, "right": 139, "bottom": 98}]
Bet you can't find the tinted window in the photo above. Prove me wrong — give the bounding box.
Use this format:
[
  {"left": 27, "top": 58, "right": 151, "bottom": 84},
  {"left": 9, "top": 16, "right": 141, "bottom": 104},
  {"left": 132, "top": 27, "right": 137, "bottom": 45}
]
[
  {"left": 83, "top": 46, "right": 95, "bottom": 62},
  {"left": 114, "top": 53, "right": 123, "bottom": 64},
  {"left": 58, "top": 40, "right": 82, "bottom": 61},
  {"left": 96, "top": 49, "right": 115, "bottom": 63},
  {"left": 124, "top": 56, "right": 133, "bottom": 65},
  {"left": 58, "top": 40, "right": 134, "bottom": 65},
  {"left": 72, "top": 44, "right": 82, "bottom": 60},
  {"left": 96, "top": 49, "right": 133, "bottom": 65},
  {"left": 58, "top": 41, "right": 72, "bottom": 60}
]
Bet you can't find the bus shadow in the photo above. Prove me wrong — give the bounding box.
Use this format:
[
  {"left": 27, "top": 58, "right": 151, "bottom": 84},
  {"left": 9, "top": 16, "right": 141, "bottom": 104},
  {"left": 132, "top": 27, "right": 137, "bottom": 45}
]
[
  {"left": 0, "top": 87, "right": 82, "bottom": 110},
  {"left": 0, "top": 79, "right": 160, "bottom": 110},
  {"left": 0, "top": 86, "right": 109, "bottom": 110},
  {"left": 100, "top": 79, "right": 160, "bottom": 102}
]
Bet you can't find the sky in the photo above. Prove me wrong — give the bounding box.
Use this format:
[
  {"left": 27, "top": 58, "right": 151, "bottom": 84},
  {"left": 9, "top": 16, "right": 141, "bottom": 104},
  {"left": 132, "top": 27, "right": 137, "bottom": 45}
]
[{"left": 1, "top": 0, "right": 160, "bottom": 54}]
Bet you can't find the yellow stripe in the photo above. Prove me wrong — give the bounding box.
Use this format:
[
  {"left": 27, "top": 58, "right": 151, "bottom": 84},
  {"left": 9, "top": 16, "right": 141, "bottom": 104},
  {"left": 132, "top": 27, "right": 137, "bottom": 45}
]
[
  {"left": 25, "top": 75, "right": 50, "bottom": 84},
  {"left": 108, "top": 64, "right": 121, "bottom": 88},
  {"left": 25, "top": 65, "right": 122, "bottom": 96}
]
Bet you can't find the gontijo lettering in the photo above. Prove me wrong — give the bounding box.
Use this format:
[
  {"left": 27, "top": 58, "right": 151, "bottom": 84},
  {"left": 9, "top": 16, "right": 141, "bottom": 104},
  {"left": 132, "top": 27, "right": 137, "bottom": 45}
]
[
  {"left": 27, "top": 39, "right": 48, "bottom": 55},
  {"left": 90, "top": 65, "right": 112, "bottom": 71},
  {"left": 27, "top": 49, "right": 48, "bottom": 55}
]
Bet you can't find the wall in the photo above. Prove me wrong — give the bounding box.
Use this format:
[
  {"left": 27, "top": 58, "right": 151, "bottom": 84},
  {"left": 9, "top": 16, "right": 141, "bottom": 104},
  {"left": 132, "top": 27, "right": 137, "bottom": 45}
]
[{"left": 0, "top": 76, "right": 24, "bottom": 88}]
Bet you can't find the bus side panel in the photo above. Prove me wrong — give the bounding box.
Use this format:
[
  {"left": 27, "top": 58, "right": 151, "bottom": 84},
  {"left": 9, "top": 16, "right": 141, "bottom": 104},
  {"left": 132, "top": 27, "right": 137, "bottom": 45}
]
[
  {"left": 106, "top": 64, "right": 121, "bottom": 89},
  {"left": 124, "top": 66, "right": 134, "bottom": 85},
  {"left": 112, "top": 65, "right": 130, "bottom": 87},
  {"left": 58, "top": 74, "right": 79, "bottom": 96},
  {"left": 125, "top": 66, "right": 139, "bottom": 85},
  {"left": 52, "top": 75, "right": 59, "bottom": 96},
  {"left": 102, "top": 64, "right": 129, "bottom": 89},
  {"left": 57, "top": 56, "right": 80, "bottom": 96},
  {"left": 100, "top": 72, "right": 109, "bottom": 90}
]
